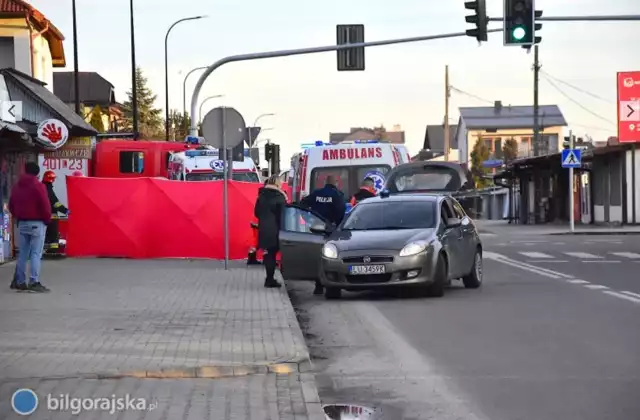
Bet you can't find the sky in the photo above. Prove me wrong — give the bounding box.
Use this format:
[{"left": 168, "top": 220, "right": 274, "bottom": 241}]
[{"left": 29, "top": 0, "right": 640, "bottom": 168}]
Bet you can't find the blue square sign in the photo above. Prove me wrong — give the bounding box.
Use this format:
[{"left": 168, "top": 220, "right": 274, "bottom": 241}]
[{"left": 561, "top": 149, "right": 581, "bottom": 168}]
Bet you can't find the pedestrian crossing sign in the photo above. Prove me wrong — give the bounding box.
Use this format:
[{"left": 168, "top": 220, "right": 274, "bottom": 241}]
[{"left": 561, "top": 149, "right": 581, "bottom": 168}]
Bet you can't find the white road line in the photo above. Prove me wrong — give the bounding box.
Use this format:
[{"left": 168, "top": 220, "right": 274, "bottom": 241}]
[
  {"left": 582, "top": 260, "right": 620, "bottom": 263},
  {"left": 563, "top": 252, "right": 602, "bottom": 259},
  {"left": 584, "top": 284, "right": 609, "bottom": 290},
  {"left": 621, "top": 291, "right": 640, "bottom": 299},
  {"left": 567, "top": 279, "right": 590, "bottom": 284},
  {"left": 518, "top": 252, "right": 555, "bottom": 259},
  {"left": 603, "top": 291, "right": 640, "bottom": 304},
  {"left": 525, "top": 260, "right": 569, "bottom": 263},
  {"left": 610, "top": 252, "right": 640, "bottom": 259},
  {"left": 484, "top": 252, "right": 574, "bottom": 279}
]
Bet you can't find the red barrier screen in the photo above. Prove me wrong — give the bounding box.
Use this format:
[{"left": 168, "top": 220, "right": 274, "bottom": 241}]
[{"left": 66, "top": 177, "right": 268, "bottom": 259}]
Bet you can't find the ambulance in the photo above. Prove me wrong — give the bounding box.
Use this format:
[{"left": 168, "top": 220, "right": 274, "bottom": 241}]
[
  {"left": 167, "top": 146, "right": 261, "bottom": 182},
  {"left": 289, "top": 140, "right": 409, "bottom": 203}
]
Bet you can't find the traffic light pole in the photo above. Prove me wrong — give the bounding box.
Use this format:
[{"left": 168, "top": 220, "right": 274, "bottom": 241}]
[
  {"left": 488, "top": 14, "right": 640, "bottom": 22},
  {"left": 188, "top": 28, "right": 504, "bottom": 135}
]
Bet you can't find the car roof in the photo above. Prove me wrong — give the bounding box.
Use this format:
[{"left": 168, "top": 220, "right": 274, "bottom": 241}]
[{"left": 361, "top": 194, "right": 443, "bottom": 204}]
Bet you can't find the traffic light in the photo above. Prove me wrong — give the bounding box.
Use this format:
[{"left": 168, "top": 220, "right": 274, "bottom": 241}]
[
  {"left": 264, "top": 143, "right": 274, "bottom": 161},
  {"left": 337, "top": 24, "right": 365, "bottom": 71},
  {"left": 464, "top": 0, "right": 488, "bottom": 42},
  {"left": 521, "top": 10, "right": 543, "bottom": 50},
  {"left": 562, "top": 135, "right": 575, "bottom": 149},
  {"left": 504, "top": 0, "right": 535, "bottom": 46},
  {"left": 271, "top": 144, "right": 281, "bottom": 175}
]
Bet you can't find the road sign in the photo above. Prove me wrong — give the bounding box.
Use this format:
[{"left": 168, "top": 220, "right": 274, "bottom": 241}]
[
  {"left": 617, "top": 71, "right": 640, "bottom": 143},
  {"left": 209, "top": 160, "right": 225, "bottom": 172},
  {"left": 561, "top": 149, "right": 581, "bottom": 168},
  {"left": 201, "top": 107, "right": 246, "bottom": 149}
]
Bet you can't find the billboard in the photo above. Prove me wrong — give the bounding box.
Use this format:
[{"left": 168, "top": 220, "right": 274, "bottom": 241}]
[{"left": 617, "top": 71, "right": 640, "bottom": 143}]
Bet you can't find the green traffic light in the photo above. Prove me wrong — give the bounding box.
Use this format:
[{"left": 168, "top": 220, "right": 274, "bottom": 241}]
[{"left": 512, "top": 26, "right": 526, "bottom": 41}]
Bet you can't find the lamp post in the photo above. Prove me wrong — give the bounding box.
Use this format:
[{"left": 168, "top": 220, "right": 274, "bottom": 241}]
[
  {"left": 129, "top": 0, "right": 138, "bottom": 138},
  {"left": 183, "top": 66, "right": 207, "bottom": 117},
  {"left": 251, "top": 113, "right": 275, "bottom": 147},
  {"left": 164, "top": 15, "right": 206, "bottom": 140},
  {"left": 71, "top": 0, "right": 80, "bottom": 115},
  {"left": 198, "top": 94, "right": 225, "bottom": 125}
]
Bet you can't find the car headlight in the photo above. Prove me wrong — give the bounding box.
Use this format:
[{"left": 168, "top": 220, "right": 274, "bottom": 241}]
[
  {"left": 322, "top": 243, "right": 339, "bottom": 259},
  {"left": 399, "top": 241, "right": 428, "bottom": 257}
]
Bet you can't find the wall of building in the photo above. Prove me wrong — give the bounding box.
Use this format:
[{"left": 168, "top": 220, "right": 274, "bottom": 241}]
[
  {"left": 461, "top": 126, "right": 564, "bottom": 163},
  {"left": 0, "top": 19, "right": 31, "bottom": 76},
  {"left": 31, "top": 31, "right": 53, "bottom": 90}
]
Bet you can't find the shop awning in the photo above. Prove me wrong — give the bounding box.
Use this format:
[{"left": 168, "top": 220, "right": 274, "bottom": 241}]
[{"left": 0, "top": 120, "right": 27, "bottom": 135}]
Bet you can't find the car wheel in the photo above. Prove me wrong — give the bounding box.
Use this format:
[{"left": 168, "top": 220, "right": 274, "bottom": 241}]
[
  {"left": 424, "top": 253, "right": 446, "bottom": 298},
  {"left": 324, "top": 287, "right": 342, "bottom": 300},
  {"left": 462, "top": 248, "right": 483, "bottom": 289}
]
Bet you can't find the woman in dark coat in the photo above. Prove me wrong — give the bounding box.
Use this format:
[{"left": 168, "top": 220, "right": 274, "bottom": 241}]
[{"left": 254, "top": 175, "right": 287, "bottom": 288}]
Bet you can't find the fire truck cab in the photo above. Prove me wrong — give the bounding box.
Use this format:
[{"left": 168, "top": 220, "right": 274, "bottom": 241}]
[
  {"left": 93, "top": 140, "right": 191, "bottom": 178},
  {"left": 289, "top": 140, "right": 408, "bottom": 203},
  {"left": 167, "top": 146, "right": 261, "bottom": 182}
]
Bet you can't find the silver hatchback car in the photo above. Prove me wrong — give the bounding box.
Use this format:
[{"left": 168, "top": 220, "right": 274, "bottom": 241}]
[{"left": 278, "top": 193, "right": 483, "bottom": 299}]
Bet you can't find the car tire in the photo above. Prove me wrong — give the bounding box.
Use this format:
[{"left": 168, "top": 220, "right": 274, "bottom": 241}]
[
  {"left": 462, "top": 248, "right": 483, "bottom": 289},
  {"left": 324, "top": 287, "right": 342, "bottom": 300},
  {"left": 424, "top": 254, "right": 446, "bottom": 298}
]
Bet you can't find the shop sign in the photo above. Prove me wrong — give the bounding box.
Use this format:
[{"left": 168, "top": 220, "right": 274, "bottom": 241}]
[
  {"left": 43, "top": 148, "right": 91, "bottom": 159},
  {"left": 36, "top": 119, "right": 69, "bottom": 149}
]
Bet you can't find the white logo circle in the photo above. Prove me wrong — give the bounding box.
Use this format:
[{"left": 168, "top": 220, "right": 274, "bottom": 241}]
[
  {"left": 210, "top": 160, "right": 225, "bottom": 172},
  {"left": 364, "top": 172, "right": 385, "bottom": 192}
]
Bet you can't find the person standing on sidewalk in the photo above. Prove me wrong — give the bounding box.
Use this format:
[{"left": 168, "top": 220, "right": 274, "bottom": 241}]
[
  {"left": 9, "top": 162, "right": 51, "bottom": 292},
  {"left": 254, "top": 175, "right": 287, "bottom": 288}
]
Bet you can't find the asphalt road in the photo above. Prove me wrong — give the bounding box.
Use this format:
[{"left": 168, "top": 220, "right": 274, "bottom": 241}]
[{"left": 288, "top": 233, "right": 640, "bottom": 420}]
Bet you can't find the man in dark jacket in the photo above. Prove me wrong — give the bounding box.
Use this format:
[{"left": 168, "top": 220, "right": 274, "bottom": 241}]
[
  {"left": 349, "top": 177, "right": 377, "bottom": 207},
  {"left": 254, "top": 175, "right": 287, "bottom": 288},
  {"left": 42, "top": 170, "right": 68, "bottom": 246},
  {"left": 9, "top": 162, "right": 52, "bottom": 292},
  {"left": 301, "top": 175, "right": 346, "bottom": 226},
  {"left": 301, "top": 175, "right": 346, "bottom": 295}
]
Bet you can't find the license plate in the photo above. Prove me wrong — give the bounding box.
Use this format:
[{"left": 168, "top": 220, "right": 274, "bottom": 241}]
[{"left": 349, "top": 265, "right": 385, "bottom": 275}]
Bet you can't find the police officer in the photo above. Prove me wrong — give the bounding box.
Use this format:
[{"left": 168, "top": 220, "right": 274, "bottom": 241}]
[
  {"left": 350, "top": 177, "right": 376, "bottom": 207},
  {"left": 301, "top": 175, "right": 346, "bottom": 295}
]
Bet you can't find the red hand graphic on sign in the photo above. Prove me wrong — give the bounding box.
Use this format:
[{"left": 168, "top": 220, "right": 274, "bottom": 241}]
[{"left": 41, "top": 123, "right": 63, "bottom": 143}]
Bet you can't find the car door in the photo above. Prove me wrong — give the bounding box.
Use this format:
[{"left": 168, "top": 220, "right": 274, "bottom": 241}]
[
  {"left": 279, "top": 205, "right": 329, "bottom": 281},
  {"left": 439, "top": 200, "right": 465, "bottom": 278},
  {"left": 449, "top": 197, "right": 476, "bottom": 272}
]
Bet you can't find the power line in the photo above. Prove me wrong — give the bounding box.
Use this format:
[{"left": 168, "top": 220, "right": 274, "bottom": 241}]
[
  {"left": 449, "top": 86, "right": 494, "bottom": 105},
  {"left": 540, "top": 71, "right": 614, "bottom": 104},
  {"left": 541, "top": 74, "right": 615, "bottom": 126}
]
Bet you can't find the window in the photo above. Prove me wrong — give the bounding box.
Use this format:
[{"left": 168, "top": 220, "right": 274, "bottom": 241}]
[
  {"left": 440, "top": 201, "right": 455, "bottom": 223},
  {"left": 311, "top": 167, "right": 349, "bottom": 195},
  {"left": 342, "top": 201, "right": 436, "bottom": 231},
  {"left": 282, "top": 207, "right": 326, "bottom": 233},
  {"left": 450, "top": 199, "right": 467, "bottom": 219},
  {"left": 119, "top": 151, "right": 145, "bottom": 173},
  {"left": 389, "top": 165, "right": 461, "bottom": 192},
  {"left": 185, "top": 172, "right": 260, "bottom": 182}
]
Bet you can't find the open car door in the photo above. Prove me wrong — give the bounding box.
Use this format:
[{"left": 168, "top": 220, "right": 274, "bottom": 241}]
[{"left": 279, "top": 205, "right": 329, "bottom": 281}]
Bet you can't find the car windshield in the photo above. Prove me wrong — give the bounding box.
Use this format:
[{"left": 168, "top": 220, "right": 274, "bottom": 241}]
[
  {"left": 388, "top": 166, "right": 462, "bottom": 192},
  {"left": 342, "top": 201, "right": 436, "bottom": 230},
  {"left": 186, "top": 172, "right": 260, "bottom": 182}
]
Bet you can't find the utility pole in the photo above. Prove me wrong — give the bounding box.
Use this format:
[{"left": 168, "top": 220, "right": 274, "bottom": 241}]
[
  {"left": 532, "top": 45, "right": 540, "bottom": 155},
  {"left": 444, "top": 65, "right": 450, "bottom": 161}
]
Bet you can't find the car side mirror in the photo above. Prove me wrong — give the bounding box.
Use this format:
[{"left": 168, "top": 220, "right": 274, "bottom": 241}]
[
  {"left": 446, "top": 217, "right": 462, "bottom": 228},
  {"left": 310, "top": 223, "right": 328, "bottom": 234}
]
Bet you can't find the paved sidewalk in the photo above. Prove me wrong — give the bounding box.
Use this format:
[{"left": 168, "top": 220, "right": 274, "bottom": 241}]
[
  {"left": 0, "top": 259, "right": 324, "bottom": 420},
  {"left": 476, "top": 219, "right": 640, "bottom": 236}
]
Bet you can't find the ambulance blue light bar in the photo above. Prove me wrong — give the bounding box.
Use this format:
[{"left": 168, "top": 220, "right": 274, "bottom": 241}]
[
  {"left": 185, "top": 150, "right": 218, "bottom": 157},
  {"left": 353, "top": 139, "right": 379, "bottom": 144}
]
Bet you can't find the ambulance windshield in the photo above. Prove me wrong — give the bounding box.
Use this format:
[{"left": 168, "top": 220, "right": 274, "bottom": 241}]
[{"left": 186, "top": 172, "right": 260, "bottom": 182}]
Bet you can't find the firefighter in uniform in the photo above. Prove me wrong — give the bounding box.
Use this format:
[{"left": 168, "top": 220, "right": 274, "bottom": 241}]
[
  {"left": 349, "top": 177, "right": 377, "bottom": 207},
  {"left": 301, "top": 174, "right": 346, "bottom": 295},
  {"left": 42, "top": 170, "right": 68, "bottom": 247}
]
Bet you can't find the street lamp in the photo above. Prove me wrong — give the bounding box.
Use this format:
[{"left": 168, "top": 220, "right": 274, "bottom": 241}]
[
  {"left": 164, "top": 15, "right": 207, "bottom": 140},
  {"left": 251, "top": 113, "right": 275, "bottom": 147},
  {"left": 130, "top": 0, "right": 138, "bottom": 138},
  {"left": 183, "top": 66, "right": 207, "bottom": 117},
  {"left": 198, "top": 95, "right": 225, "bottom": 125},
  {"left": 71, "top": 0, "right": 80, "bottom": 115}
]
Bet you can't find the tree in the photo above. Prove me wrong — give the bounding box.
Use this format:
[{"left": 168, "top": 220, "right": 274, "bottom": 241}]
[
  {"left": 119, "top": 67, "right": 163, "bottom": 139},
  {"left": 88, "top": 105, "right": 105, "bottom": 133},
  {"left": 502, "top": 137, "right": 519, "bottom": 163},
  {"left": 167, "top": 110, "right": 192, "bottom": 141},
  {"left": 470, "top": 136, "right": 491, "bottom": 188}
]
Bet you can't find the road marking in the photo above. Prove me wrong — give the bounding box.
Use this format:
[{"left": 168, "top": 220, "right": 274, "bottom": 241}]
[
  {"left": 610, "top": 252, "right": 640, "bottom": 259},
  {"left": 484, "top": 252, "right": 574, "bottom": 279},
  {"left": 621, "top": 291, "right": 640, "bottom": 299},
  {"left": 525, "top": 260, "right": 568, "bottom": 263},
  {"left": 584, "top": 284, "right": 609, "bottom": 290},
  {"left": 603, "top": 290, "right": 640, "bottom": 304},
  {"left": 582, "top": 260, "right": 620, "bottom": 263},
  {"left": 563, "top": 252, "right": 602, "bottom": 259},
  {"left": 518, "top": 252, "right": 554, "bottom": 259},
  {"left": 567, "top": 279, "right": 590, "bottom": 284}
]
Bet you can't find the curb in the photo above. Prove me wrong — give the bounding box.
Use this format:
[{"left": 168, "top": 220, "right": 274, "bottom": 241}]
[{"left": 548, "top": 231, "right": 640, "bottom": 236}]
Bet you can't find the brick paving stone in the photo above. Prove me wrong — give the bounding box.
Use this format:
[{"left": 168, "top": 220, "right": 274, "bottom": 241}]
[{"left": 0, "top": 259, "right": 323, "bottom": 420}]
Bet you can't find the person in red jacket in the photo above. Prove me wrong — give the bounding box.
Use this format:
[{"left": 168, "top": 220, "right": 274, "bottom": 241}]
[{"left": 9, "top": 162, "right": 52, "bottom": 292}]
